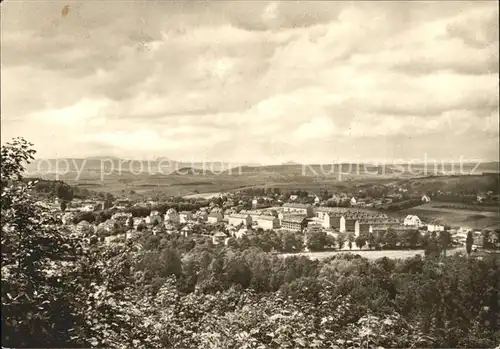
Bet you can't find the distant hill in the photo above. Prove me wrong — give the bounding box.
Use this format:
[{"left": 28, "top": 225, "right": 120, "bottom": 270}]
[
  {"left": 24, "top": 158, "right": 246, "bottom": 177},
  {"left": 25, "top": 158, "right": 499, "bottom": 182}
]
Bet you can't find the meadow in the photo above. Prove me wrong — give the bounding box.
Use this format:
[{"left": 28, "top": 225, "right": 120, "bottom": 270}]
[
  {"left": 401, "top": 202, "right": 500, "bottom": 230},
  {"left": 280, "top": 247, "right": 464, "bottom": 260}
]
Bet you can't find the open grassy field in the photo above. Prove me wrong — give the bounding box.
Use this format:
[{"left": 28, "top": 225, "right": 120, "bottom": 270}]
[
  {"left": 400, "top": 202, "right": 500, "bottom": 230},
  {"left": 183, "top": 192, "right": 223, "bottom": 199},
  {"left": 280, "top": 247, "right": 464, "bottom": 260}
]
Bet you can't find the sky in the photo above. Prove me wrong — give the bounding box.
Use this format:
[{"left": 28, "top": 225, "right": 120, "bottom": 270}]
[{"left": 1, "top": 0, "right": 499, "bottom": 164}]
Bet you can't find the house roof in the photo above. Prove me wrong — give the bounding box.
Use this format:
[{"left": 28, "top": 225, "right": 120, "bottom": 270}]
[
  {"left": 213, "top": 231, "right": 227, "bottom": 237},
  {"left": 257, "top": 215, "right": 278, "bottom": 221},
  {"left": 229, "top": 213, "right": 251, "bottom": 219},
  {"left": 404, "top": 215, "right": 420, "bottom": 220},
  {"left": 282, "top": 203, "right": 311, "bottom": 209},
  {"left": 361, "top": 218, "right": 400, "bottom": 225},
  {"left": 281, "top": 215, "right": 307, "bottom": 223}
]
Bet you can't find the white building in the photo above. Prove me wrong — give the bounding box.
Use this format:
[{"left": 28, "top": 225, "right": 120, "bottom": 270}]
[
  {"left": 427, "top": 224, "right": 445, "bottom": 232},
  {"left": 421, "top": 195, "right": 431, "bottom": 203},
  {"left": 256, "top": 215, "right": 280, "bottom": 230},
  {"left": 228, "top": 213, "right": 252, "bottom": 226},
  {"left": 234, "top": 227, "right": 249, "bottom": 239},
  {"left": 198, "top": 210, "right": 208, "bottom": 222},
  {"left": 322, "top": 213, "right": 346, "bottom": 232},
  {"left": 280, "top": 215, "right": 307, "bottom": 232},
  {"left": 208, "top": 211, "right": 223, "bottom": 224},
  {"left": 179, "top": 211, "right": 193, "bottom": 223},
  {"left": 281, "top": 203, "right": 314, "bottom": 217},
  {"left": 252, "top": 199, "right": 258, "bottom": 209},
  {"left": 350, "top": 197, "right": 357, "bottom": 206},
  {"left": 403, "top": 215, "right": 422, "bottom": 227},
  {"left": 212, "top": 231, "right": 227, "bottom": 245}
]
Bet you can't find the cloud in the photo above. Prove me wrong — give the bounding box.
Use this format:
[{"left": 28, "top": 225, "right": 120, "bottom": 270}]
[{"left": 1, "top": 1, "right": 498, "bottom": 162}]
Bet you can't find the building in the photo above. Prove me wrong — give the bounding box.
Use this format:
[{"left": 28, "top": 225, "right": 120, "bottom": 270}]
[
  {"left": 345, "top": 218, "right": 359, "bottom": 233},
  {"left": 315, "top": 207, "right": 352, "bottom": 219},
  {"left": 306, "top": 221, "right": 322, "bottom": 234},
  {"left": 228, "top": 213, "right": 252, "bottom": 227},
  {"left": 212, "top": 231, "right": 227, "bottom": 245},
  {"left": 472, "top": 233, "right": 484, "bottom": 248},
  {"left": 125, "top": 216, "right": 134, "bottom": 229},
  {"left": 331, "top": 214, "right": 347, "bottom": 232},
  {"left": 164, "top": 209, "right": 179, "bottom": 225},
  {"left": 427, "top": 224, "right": 445, "bottom": 232},
  {"left": 179, "top": 211, "right": 194, "bottom": 223},
  {"left": 256, "top": 215, "right": 280, "bottom": 230},
  {"left": 198, "top": 210, "right": 208, "bottom": 222},
  {"left": 280, "top": 215, "right": 308, "bottom": 232},
  {"left": 404, "top": 215, "right": 422, "bottom": 227},
  {"left": 350, "top": 197, "right": 357, "bottom": 206},
  {"left": 320, "top": 211, "right": 348, "bottom": 231},
  {"left": 252, "top": 199, "right": 258, "bottom": 209},
  {"left": 152, "top": 225, "right": 164, "bottom": 236},
  {"left": 421, "top": 195, "right": 431, "bottom": 203},
  {"left": 180, "top": 225, "right": 192, "bottom": 237},
  {"left": 234, "top": 227, "right": 249, "bottom": 239},
  {"left": 358, "top": 222, "right": 373, "bottom": 236},
  {"left": 281, "top": 203, "right": 314, "bottom": 217},
  {"left": 208, "top": 211, "right": 223, "bottom": 224}
]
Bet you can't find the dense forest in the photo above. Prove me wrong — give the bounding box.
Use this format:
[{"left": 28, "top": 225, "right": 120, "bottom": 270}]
[{"left": 2, "top": 138, "right": 499, "bottom": 348}]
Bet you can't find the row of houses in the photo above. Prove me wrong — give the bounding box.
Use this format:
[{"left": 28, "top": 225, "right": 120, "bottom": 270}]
[{"left": 403, "top": 214, "right": 445, "bottom": 232}]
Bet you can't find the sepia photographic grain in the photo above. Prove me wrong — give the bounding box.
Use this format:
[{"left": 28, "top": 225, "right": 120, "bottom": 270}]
[{"left": 1, "top": 1, "right": 499, "bottom": 348}]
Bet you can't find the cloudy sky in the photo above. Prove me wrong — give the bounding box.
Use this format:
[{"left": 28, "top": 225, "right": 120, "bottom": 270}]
[{"left": 1, "top": 1, "right": 498, "bottom": 164}]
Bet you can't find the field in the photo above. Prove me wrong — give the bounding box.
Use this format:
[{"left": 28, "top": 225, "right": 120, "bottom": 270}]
[
  {"left": 280, "top": 247, "right": 464, "bottom": 260},
  {"left": 400, "top": 202, "right": 500, "bottom": 230},
  {"left": 24, "top": 159, "right": 499, "bottom": 200},
  {"left": 183, "top": 192, "right": 223, "bottom": 199}
]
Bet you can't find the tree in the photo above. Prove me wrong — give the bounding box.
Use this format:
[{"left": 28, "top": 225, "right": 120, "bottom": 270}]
[
  {"left": 1, "top": 138, "right": 81, "bottom": 347},
  {"left": 60, "top": 200, "right": 67, "bottom": 212},
  {"left": 439, "top": 230, "right": 451, "bottom": 258},
  {"left": 367, "top": 233, "right": 376, "bottom": 250},
  {"left": 355, "top": 235, "right": 367, "bottom": 250},
  {"left": 127, "top": 216, "right": 134, "bottom": 230},
  {"left": 403, "top": 229, "right": 421, "bottom": 249},
  {"left": 466, "top": 231, "right": 473, "bottom": 256},
  {"left": 321, "top": 189, "right": 330, "bottom": 201},
  {"left": 307, "top": 231, "right": 327, "bottom": 252},
  {"left": 54, "top": 182, "right": 74, "bottom": 201},
  {"left": 283, "top": 232, "right": 299, "bottom": 253},
  {"left": 384, "top": 228, "right": 399, "bottom": 249},
  {"left": 348, "top": 233, "right": 355, "bottom": 250},
  {"left": 226, "top": 237, "right": 239, "bottom": 250},
  {"left": 325, "top": 234, "right": 336, "bottom": 249},
  {"left": 337, "top": 233, "right": 346, "bottom": 250}
]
